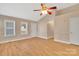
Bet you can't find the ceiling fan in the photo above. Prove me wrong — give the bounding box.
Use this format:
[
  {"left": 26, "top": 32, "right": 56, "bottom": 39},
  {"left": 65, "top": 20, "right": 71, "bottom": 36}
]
[{"left": 33, "top": 3, "right": 57, "bottom": 15}]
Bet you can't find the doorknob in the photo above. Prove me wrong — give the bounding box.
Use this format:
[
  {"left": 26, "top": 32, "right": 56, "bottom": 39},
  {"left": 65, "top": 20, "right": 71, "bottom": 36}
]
[{"left": 70, "top": 32, "right": 72, "bottom": 34}]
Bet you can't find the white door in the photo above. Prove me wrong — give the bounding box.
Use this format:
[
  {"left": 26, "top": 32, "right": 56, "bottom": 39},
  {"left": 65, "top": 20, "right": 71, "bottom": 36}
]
[
  {"left": 31, "top": 23, "right": 37, "bottom": 37},
  {"left": 70, "top": 17, "right": 79, "bottom": 45}
]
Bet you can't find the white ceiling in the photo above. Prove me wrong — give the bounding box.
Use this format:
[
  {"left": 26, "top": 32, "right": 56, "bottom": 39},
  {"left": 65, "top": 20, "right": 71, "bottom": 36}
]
[{"left": 0, "top": 3, "right": 77, "bottom": 21}]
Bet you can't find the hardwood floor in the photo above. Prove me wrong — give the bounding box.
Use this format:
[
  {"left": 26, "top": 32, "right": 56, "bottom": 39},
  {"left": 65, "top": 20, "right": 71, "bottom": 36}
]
[{"left": 0, "top": 37, "right": 79, "bottom": 56}]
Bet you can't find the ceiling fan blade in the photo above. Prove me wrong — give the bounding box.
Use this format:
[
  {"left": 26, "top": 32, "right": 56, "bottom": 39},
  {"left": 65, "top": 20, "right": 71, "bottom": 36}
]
[
  {"left": 41, "top": 3, "right": 44, "bottom": 6},
  {"left": 41, "top": 3, "right": 46, "bottom": 6},
  {"left": 33, "top": 10, "right": 40, "bottom": 11},
  {"left": 48, "top": 6, "right": 57, "bottom": 10},
  {"left": 33, "top": 9, "right": 41, "bottom": 11},
  {"left": 40, "top": 13, "right": 42, "bottom": 16},
  {"left": 47, "top": 11, "right": 52, "bottom": 15}
]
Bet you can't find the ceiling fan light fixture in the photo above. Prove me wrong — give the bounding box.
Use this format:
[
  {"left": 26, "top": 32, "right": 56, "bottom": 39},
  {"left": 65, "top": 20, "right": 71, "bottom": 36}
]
[{"left": 41, "top": 10, "right": 47, "bottom": 15}]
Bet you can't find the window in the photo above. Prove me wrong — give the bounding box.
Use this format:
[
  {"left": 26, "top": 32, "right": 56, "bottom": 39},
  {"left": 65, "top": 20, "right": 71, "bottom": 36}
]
[
  {"left": 4, "top": 20, "right": 15, "bottom": 37},
  {"left": 21, "top": 22, "right": 28, "bottom": 34}
]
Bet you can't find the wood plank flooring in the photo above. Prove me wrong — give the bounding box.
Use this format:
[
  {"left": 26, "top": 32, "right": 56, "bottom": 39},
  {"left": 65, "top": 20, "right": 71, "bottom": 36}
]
[{"left": 0, "top": 37, "right": 79, "bottom": 56}]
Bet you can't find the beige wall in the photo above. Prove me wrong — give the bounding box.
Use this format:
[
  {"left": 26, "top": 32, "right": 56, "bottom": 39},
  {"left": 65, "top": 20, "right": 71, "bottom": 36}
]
[
  {"left": 54, "top": 4, "right": 79, "bottom": 43},
  {"left": 0, "top": 15, "right": 37, "bottom": 42}
]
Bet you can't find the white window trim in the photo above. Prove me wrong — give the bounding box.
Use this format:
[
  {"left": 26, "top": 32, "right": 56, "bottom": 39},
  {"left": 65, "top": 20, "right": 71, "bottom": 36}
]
[
  {"left": 21, "top": 22, "right": 28, "bottom": 35},
  {"left": 4, "top": 20, "right": 15, "bottom": 37}
]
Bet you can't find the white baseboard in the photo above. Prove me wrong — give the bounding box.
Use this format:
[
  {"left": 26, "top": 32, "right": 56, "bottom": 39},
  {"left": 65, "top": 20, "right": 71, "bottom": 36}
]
[
  {"left": 48, "top": 36, "right": 54, "bottom": 39},
  {"left": 37, "top": 36, "right": 48, "bottom": 39},
  {"left": 0, "top": 35, "right": 48, "bottom": 44},
  {"left": 30, "top": 34, "right": 37, "bottom": 37},
  {"left": 54, "top": 39, "right": 70, "bottom": 44},
  {"left": 70, "top": 42, "right": 79, "bottom": 45},
  {"left": 0, "top": 36, "right": 34, "bottom": 44}
]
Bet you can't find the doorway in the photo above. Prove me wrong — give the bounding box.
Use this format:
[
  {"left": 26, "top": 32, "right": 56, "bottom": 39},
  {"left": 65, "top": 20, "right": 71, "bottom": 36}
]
[{"left": 47, "top": 20, "right": 54, "bottom": 39}]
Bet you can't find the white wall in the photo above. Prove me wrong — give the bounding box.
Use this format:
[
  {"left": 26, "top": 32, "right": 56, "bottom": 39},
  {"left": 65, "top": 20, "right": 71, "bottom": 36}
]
[
  {"left": 38, "top": 15, "right": 55, "bottom": 39},
  {"left": 38, "top": 22, "right": 48, "bottom": 39}
]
